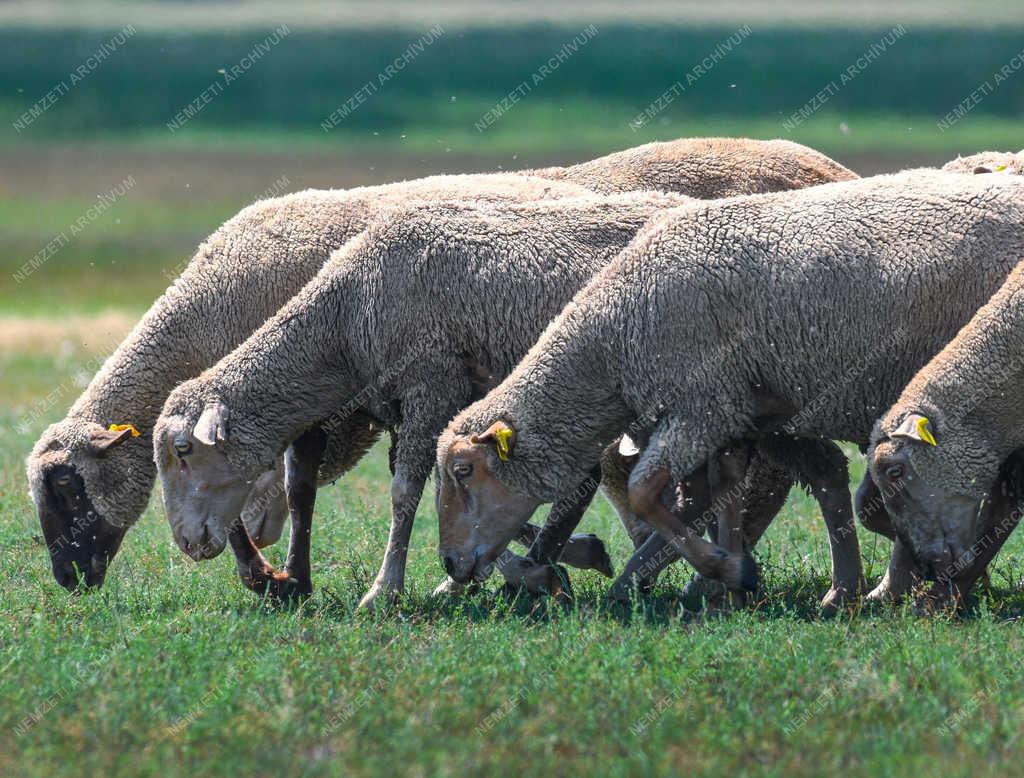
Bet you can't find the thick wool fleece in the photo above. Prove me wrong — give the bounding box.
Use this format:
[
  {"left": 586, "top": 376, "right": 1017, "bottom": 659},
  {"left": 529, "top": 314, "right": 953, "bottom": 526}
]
[
  {"left": 29, "top": 137, "right": 856, "bottom": 536},
  {"left": 528, "top": 138, "right": 857, "bottom": 195},
  {"left": 26, "top": 174, "right": 593, "bottom": 529},
  {"left": 156, "top": 191, "right": 691, "bottom": 483},
  {"left": 875, "top": 262, "right": 1024, "bottom": 497},
  {"left": 443, "top": 170, "right": 1024, "bottom": 502},
  {"left": 942, "top": 150, "right": 1024, "bottom": 175}
]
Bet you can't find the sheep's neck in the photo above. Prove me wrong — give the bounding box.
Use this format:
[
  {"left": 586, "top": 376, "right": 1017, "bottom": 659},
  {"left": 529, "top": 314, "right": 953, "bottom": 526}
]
[
  {"left": 501, "top": 321, "right": 629, "bottom": 499},
  {"left": 913, "top": 266, "right": 1024, "bottom": 455}
]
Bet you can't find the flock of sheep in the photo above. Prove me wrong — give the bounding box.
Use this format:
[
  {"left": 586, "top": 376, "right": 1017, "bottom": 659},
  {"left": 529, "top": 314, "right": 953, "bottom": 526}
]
[{"left": 27, "top": 137, "right": 1024, "bottom": 614}]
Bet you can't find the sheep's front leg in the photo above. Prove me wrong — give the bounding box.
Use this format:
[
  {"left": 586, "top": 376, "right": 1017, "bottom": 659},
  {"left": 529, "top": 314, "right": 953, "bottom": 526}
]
[
  {"left": 516, "top": 520, "right": 614, "bottom": 577},
  {"left": 527, "top": 465, "right": 603, "bottom": 568},
  {"left": 608, "top": 532, "right": 677, "bottom": 602},
  {"left": 797, "top": 440, "right": 865, "bottom": 613},
  {"left": 282, "top": 425, "right": 328, "bottom": 597},
  {"left": 628, "top": 468, "right": 757, "bottom": 593},
  {"left": 228, "top": 520, "right": 301, "bottom": 598},
  {"left": 359, "top": 378, "right": 467, "bottom": 612}
]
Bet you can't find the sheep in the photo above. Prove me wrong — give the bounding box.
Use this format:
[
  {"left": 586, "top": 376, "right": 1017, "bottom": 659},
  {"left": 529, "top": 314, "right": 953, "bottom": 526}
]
[
  {"left": 529, "top": 137, "right": 856, "bottom": 196},
  {"left": 152, "top": 191, "right": 695, "bottom": 606},
  {"left": 851, "top": 149, "right": 1024, "bottom": 599},
  {"left": 863, "top": 257, "right": 1024, "bottom": 603},
  {"left": 435, "top": 169, "right": 1024, "bottom": 603},
  {"left": 28, "top": 138, "right": 857, "bottom": 594},
  {"left": 26, "top": 173, "right": 593, "bottom": 592},
  {"left": 942, "top": 150, "right": 1024, "bottom": 176}
]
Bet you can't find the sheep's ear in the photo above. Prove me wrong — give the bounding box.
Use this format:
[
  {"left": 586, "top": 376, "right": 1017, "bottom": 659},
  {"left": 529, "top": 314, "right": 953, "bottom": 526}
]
[
  {"left": 194, "top": 402, "right": 229, "bottom": 446},
  {"left": 973, "top": 165, "right": 995, "bottom": 174},
  {"left": 470, "top": 420, "right": 516, "bottom": 462},
  {"left": 618, "top": 434, "right": 640, "bottom": 457},
  {"left": 891, "top": 414, "right": 937, "bottom": 446},
  {"left": 87, "top": 426, "right": 134, "bottom": 455}
]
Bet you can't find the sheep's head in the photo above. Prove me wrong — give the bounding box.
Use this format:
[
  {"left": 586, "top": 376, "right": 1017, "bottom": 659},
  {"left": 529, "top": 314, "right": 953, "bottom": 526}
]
[
  {"left": 155, "top": 399, "right": 265, "bottom": 561},
  {"left": 27, "top": 418, "right": 151, "bottom": 591},
  {"left": 435, "top": 420, "right": 541, "bottom": 583},
  {"left": 942, "top": 150, "right": 1024, "bottom": 176},
  {"left": 868, "top": 411, "right": 999, "bottom": 581}
]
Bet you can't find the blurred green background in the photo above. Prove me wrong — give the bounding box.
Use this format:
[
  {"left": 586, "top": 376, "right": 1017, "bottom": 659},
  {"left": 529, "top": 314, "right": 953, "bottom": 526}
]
[{"left": 2, "top": 0, "right": 1022, "bottom": 319}]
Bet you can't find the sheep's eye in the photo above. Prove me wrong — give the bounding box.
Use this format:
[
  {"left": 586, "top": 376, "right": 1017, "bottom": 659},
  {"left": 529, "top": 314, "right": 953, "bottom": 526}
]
[
  {"left": 452, "top": 461, "right": 473, "bottom": 480},
  {"left": 173, "top": 439, "right": 193, "bottom": 456},
  {"left": 885, "top": 464, "right": 905, "bottom": 480}
]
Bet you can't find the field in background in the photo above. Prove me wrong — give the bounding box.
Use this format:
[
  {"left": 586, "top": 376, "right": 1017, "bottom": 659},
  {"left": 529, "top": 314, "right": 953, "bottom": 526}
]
[{"left": 4, "top": 4, "right": 1024, "bottom": 775}]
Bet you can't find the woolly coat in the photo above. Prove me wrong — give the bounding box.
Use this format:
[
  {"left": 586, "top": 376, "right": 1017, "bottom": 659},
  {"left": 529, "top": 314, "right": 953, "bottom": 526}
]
[
  {"left": 529, "top": 137, "right": 856, "bottom": 196},
  {"left": 30, "top": 138, "right": 857, "bottom": 537},
  {"left": 442, "top": 170, "right": 1024, "bottom": 503},
  {"left": 874, "top": 260, "right": 1024, "bottom": 498},
  {"left": 27, "top": 174, "right": 594, "bottom": 530},
  {"left": 155, "top": 192, "right": 691, "bottom": 494},
  {"left": 942, "top": 150, "right": 1024, "bottom": 175}
]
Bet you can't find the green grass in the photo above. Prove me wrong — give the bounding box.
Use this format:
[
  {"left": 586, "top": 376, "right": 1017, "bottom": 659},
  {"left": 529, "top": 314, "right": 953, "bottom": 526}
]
[{"left": 3, "top": 350, "right": 1024, "bottom": 777}]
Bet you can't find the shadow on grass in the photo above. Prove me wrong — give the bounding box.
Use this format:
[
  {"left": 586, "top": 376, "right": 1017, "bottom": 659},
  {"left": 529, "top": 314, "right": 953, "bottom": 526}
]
[{"left": 223, "top": 549, "right": 1024, "bottom": 629}]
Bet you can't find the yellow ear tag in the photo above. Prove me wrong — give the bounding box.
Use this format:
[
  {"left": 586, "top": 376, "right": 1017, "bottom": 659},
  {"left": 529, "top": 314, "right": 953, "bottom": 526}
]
[
  {"left": 109, "top": 423, "right": 141, "bottom": 437},
  {"left": 494, "top": 427, "right": 513, "bottom": 461},
  {"left": 916, "top": 417, "right": 937, "bottom": 446}
]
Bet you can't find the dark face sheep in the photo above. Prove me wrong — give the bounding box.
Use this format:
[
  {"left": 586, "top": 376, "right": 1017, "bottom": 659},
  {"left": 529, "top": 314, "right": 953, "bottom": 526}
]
[{"left": 27, "top": 422, "right": 145, "bottom": 590}]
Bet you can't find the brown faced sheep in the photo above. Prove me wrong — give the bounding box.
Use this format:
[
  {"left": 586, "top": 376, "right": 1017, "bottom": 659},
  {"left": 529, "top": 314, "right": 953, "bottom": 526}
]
[
  {"left": 436, "top": 170, "right": 1024, "bottom": 603},
  {"left": 153, "top": 192, "right": 693, "bottom": 608},
  {"left": 28, "top": 138, "right": 856, "bottom": 595}
]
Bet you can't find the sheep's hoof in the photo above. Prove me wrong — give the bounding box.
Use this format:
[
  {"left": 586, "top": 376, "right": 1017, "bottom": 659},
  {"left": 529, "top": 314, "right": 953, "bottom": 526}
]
[
  {"left": 819, "top": 577, "right": 866, "bottom": 617},
  {"left": 560, "top": 533, "right": 615, "bottom": 578},
  {"left": 242, "top": 566, "right": 311, "bottom": 601},
  {"left": 431, "top": 577, "right": 481, "bottom": 598},
  {"left": 716, "top": 551, "right": 759, "bottom": 593},
  {"left": 608, "top": 574, "right": 656, "bottom": 604},
  {"left": 357, "top": 581, "right": 400, "bottom": 613},
  {"left": 680, "top": 573, "right": 725, "bottom": 612},
  {"left": 819, "top": 587, "right": 845, "bottom": 617},
  {"left": 502, "top": 562, "right": 573, "bottom": 604}
]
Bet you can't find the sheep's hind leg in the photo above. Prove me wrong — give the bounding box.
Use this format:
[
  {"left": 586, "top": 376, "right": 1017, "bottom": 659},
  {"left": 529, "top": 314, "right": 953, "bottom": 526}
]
[
  {"left": 526, "top": 465, "right": 608, "bottom": 572},
  {"left": 515, "top": 518, "right": 613, "bottom": 577},
  {"left": 281, "top": 425, "right": 328, "bottom": 598},
  {"left": 628, "top": 468, "right": 757, "bottom": 593},
  {"left": 706, "top": 446, "right": 756, "bottom": 612}
]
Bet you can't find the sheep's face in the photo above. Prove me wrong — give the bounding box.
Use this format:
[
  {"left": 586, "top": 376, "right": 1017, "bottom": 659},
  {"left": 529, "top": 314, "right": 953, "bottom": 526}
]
[
  {"left": 436, "top": 428, "right": 541, "bottom": 583},
  {"left": 27, "top": 421, "right": 145, "bottom": 591},
  {"left": 869, "top": 413, "right": 996, "bottom": 581},
  {"left": 155, "top": 404, "right": 257, "bottom": 561}
]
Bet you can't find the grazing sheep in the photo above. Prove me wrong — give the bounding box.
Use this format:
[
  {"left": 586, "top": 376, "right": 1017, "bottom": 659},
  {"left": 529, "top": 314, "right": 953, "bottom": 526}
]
[
  {"left": 153, "top": 191, "right": 695, "bottom": 608},
  {"left": 25, "top": 173, "right": 595, "bottom": 591},
  {"left": 435, "top": 169, "right": 1024, "bottom": 601},
  {"left": 529, "top": 137, "right": 856, "bottom": 196},
  {"left": 849, "top": 151, "right": 1024, "bottom": 597},
  {"left": 29, "top": 138, "right": 857, "bottom": 594},
  {"left": 864, "top": 259, "right": 1024, "bottom": 596}
]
